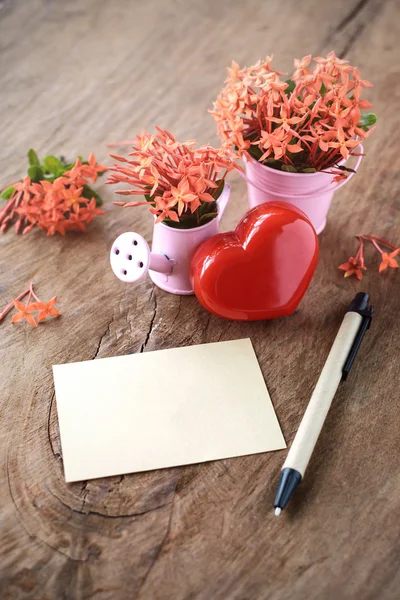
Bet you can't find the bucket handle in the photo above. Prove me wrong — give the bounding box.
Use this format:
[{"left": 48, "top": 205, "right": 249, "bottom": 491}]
[
  {"left": 217, "top": 182, "right": 230, "bottom": 223},
  {"left": 240, "top": 145, "right": 363, "bottom": 199}
]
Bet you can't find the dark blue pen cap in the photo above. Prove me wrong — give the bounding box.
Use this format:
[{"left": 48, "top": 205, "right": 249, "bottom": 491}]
[
  {"left": 347, "top": 292, "right": 370, "bottom": 314},
  {"left": 342, "top": 292, "right": 373, "bottom": 380}
]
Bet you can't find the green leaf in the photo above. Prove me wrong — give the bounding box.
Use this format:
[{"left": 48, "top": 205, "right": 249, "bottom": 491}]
[
  {"left": 281, "top": 164, "right": 297, "bottom": 172},
  {"left": 43, "top": 155, "right": 63, "bottom": 176},
  {"left": 211, "top": 179, "right": 225, "bottom": 202},
  {"left": 198, "top": 198, "right": 217, "bottom": 214},
  {"left": 59, "top": 156, "right": 76, "bottom": 170},
  {"left": 285, "top": 79, "right": 296, "bottom": 95},
  {"left": 261, "top": 157, "right": 282, "bottom": 171},
  {"left": 27, "top": 149, "right": 40, "bottom": 167},
  {"left": 1, "top": 185, "right": 15, "bottom": 199},
  {"left": 320, "top": 82, "right": 327, "bottom": 97},
  {"left": 163, "top": 217, "right": 195, "bottom": 229},
  {"left": 247, "top": 144, "right": 264, "bottom": 161},
  {"left": 358, "top": 112, "right": 377, "bottom": 131},
  {"left": 335, "top": 164, "right": 356, "bottom": 173},
  {"left": 302, "top": 167, "right": 317, "bottom": 173},
  {"left": 199, "top": 211, "right": 218, "bottom": 223},
  {"left": 82, "top": 185, "right": 103, "bottom": 206},
  {"left": 62, "top": 162, "right": 76, "bottom": 171},
  {"left": 27, "top": 165, "right": 44, "bottom": 182}
]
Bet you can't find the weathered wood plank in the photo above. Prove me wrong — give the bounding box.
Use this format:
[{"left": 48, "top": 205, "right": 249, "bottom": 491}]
[{"left": 1, "top": 0, "right": 399, "bottom": 599}]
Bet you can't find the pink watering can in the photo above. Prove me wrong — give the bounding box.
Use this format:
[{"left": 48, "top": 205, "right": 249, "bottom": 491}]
[{"left": 110, "top": 183, "right": 230, "bottom": 295}]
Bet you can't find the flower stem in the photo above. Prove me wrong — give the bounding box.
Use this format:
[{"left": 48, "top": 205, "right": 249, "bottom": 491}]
[
  {"left": 29, "top": 281, "right": 41, "bottom": 302},
  {"left": 360, "top": 234, "right": 399, "bottom": 251},
  {"left": 370, "top": 238, "right": 384, "bottom": 254},
  {"left": 0, "top": 288, "right": 30, "bottom": 322},
  {"left": 0, "top": 281, "right": 41, "bottom": 322},
  {"left": 355, "top": 236, "right": 365, "bottom": 268},
  {"left": 360, "top": 241, "right": 365, "bottom": 268}
]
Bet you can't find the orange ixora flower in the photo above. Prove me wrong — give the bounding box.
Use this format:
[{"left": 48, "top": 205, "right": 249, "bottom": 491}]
[
  {"left": 64, "top": 153, "right": 106, "bottom": 186},
  {"left": 211, "top": 52, "right": 376, "bottom": 175},
  {"left": 379, "top": 250, "right": 399, "bottom": 272},
  {"left": 108, "top": 127, "right": 235, "bottom": 228},
  {"left": 323, "top": 127, "right": 360, "bottom": 160},
  {"left": 338, "top": 257, "right": 366, "bottom": 280},
  {"left": 0, "top": 152, "right": 106, "bottom": 236},
  {"left": 1, "top": 282, "right": 61, "bottom": 328},
  {"left": 339, "top": 235, "right": 400, "bottom": 281},
  {"left": 11, "top": 300, "right": 38, "bottom": 327},
  {"left": 34, "top": 297, "right": 61, "bottom": 322}
]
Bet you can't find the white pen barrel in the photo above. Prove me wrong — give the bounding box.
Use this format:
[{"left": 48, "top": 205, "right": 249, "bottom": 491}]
[{"left": 283, "top": 311, "right": 363, "bottom": 477}]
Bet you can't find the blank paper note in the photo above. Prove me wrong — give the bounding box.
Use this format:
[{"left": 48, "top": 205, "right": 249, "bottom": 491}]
[{"left": 53, "top": 338, "right": 286, "bottom": 482}]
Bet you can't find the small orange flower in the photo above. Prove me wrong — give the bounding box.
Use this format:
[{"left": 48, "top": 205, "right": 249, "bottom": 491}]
[
  {"left": 64, "top": 186, "right": 84, "bottom": 214},
  {"left": 11, "top": 300, "right": 37, "bottom": 327},
  {"left": 166, "top": 179, "right": 197, "bottom": 216},
  {"left": 292, "top": 54, "right": 312, "bottom": 80},
  {"left": 325, "top": 127, "right": 360, "bottom": 160},
  {"left": 78, "top": 198, "right": 104, "bottom": 224},
  {"left": 33, "top": 297, "right": 61, "bottom": 322},
  {"left": 338, "top": 257, "right": 366, "bottom": 280},
  {"left": 266, "top": 107, "right": 306, "bottom": 131},
  {"left": 65, "top": 154, "right": 107, "bottom": 186},
  {"left": 379, "top": 250, "right": 399, "bottom": 272},
  {"left": 150, "top": 199, "right": 180, "bottom": 224},
  {"left": 83, "top": 152, "right": 107, "bottom": 181}
]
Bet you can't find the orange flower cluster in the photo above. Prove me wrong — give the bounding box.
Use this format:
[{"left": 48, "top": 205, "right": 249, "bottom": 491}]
[
  {"left": 0, "top": 154, "right": 106, "bottom": 235},
  {"left": 339, "top": 235, "right": 399, "bottom": 280},
  {"left": 0, "top": 282, "right": 60, "bottom": 328},
  {"left": 108, "top": 127, "right": 234, "bottom": 227},
  {"left": 211, "top": 52, "right": 376, "bottom": 175}
]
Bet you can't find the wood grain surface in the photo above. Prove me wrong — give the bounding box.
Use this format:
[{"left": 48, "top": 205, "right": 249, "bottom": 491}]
[{"left": 1, "top": 1, "right": 399, "bottom": 599}]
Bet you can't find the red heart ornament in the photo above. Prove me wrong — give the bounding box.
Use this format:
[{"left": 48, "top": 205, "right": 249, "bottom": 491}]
[{"left": 190, "top": 202, "right": 319, "bottom": 321}]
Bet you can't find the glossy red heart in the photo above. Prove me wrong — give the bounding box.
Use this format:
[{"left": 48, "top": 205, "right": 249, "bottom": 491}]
[{"left": 190, "top": 202, "right": 319, "bottom": 321}]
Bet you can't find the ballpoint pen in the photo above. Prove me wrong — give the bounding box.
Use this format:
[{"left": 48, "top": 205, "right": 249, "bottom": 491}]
[{"left": 274, "top": 292, "right": 373, "bottom": 515}]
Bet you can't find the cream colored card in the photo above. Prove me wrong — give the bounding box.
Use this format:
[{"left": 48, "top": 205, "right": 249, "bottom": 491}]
[{"left": 53, "top": 338, "right": 286, "bottom": 482}]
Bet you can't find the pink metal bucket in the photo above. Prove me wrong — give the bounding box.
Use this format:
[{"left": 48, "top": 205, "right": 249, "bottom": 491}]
[
  {"left": 243, "top": 146, "right": 363, "bottom": 234},
  {"left": 149, "top": 183, "right": 230, "bottom": 295}
]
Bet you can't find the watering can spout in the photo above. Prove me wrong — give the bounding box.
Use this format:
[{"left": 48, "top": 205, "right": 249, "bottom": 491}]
[{"left": 110, "top": 232, "right": 173, "bottom": 283}]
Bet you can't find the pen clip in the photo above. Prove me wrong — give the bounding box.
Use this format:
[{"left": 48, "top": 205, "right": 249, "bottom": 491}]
[{"left": 342, "top": 305, "right": 374, "bottom": 381}]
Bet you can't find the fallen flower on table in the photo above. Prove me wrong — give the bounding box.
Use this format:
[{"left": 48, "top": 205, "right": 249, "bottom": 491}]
[
  {"left": 11, "top": 300, "right": 38, "bottom": 327},
  {"left": 0, "top": 282, "right": 61, "bottom": 327},
  {"left": 378, "top": 250, "right": 399, "bottom": 273},
  {"left": 338, "top": 256, "right": 366, "bottom": 281},
  {"left": 34, "top": 297, "right": 60, "bottom": 322},
  {"left": 0, "top": 149, "right": 107, "bottom": 236},
  {"left": 339, "top": 235, "right": 400, "bottom": 280}
]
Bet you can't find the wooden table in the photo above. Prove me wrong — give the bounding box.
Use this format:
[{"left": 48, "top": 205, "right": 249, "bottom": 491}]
[{"left": 1, "top": 1, "right": 399, "bottom": 598}]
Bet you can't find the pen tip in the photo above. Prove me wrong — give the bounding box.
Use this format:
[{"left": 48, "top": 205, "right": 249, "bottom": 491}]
[{"left": 274, "top": 507, "right": 281, "bottom": 517}]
